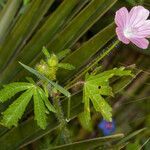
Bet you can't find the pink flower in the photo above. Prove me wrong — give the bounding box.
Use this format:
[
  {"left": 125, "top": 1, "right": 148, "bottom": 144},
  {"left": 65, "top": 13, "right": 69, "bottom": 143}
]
[{"left": 115, "top": 6, "right": 150, "bottom": 49}]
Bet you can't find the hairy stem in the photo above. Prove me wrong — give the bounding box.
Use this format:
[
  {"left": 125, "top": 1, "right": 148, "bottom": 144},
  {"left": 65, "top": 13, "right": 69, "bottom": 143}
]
[{"left": 53, "top": 97, "right": 72, "bottom": 144}]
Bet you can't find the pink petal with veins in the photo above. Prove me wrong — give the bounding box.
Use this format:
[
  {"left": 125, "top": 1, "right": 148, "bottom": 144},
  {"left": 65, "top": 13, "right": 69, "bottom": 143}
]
[
  {"left": 129, "top": 6, "right": 149, "bottom": 27},
  {"left": 115, "top": 6, "right": 150, "bottom": 49},
  {"left": 138, "top": 20, "right": 150, "bottom": 32},
  {"left": 115, "top": 7, "right": 129, "bottom": 28},
  {"left": 130, "top": 38, "right": 149, "bottom": 49},
  {"left": 116, "top": 27, "right": 130, "bottom": 44}
]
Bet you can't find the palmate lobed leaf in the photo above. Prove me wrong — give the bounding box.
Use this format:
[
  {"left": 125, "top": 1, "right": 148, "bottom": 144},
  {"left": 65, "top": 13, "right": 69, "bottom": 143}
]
[
  {"left": 1, "top": 88, "right": 33, "bottom": 128},
  {"left": 33, "top": 88, "right": 47, "bottom": 130},
  {"left": 80, "top": 67, "right": 133, "bottom": 128},
  {"left": 87, "top": 67, "right": 133, "bottom": 81},
  {"left": 0, "top": 82, "right": 34, "bottom": 102},
  {"left": 0, "top": 83, "right": 56, "bottom": 129},
  {"left": 38, "top": 87, "right": 56, "bottom": 113},
  {"left": 84, "top": 83, "right": 112, "bottom": 121},
  {"left": 78, "top": 86, "right": 92, "bottom": 131},
  {"left": 99, "top": 85, "right": 114, "bottom": 97}
]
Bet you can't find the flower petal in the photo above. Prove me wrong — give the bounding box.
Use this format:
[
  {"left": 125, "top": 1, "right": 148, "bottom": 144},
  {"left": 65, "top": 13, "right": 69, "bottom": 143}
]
[
  {"left": 126, "top": 20, "right": 150, "bottom": 39},
  {"left": 115, "top": 7, "right": 129, "bottom": 28},
  {"left": 138, "top": 20, "right": 150, "bottom": 37},
  {"left": 130, "top": 38, "right": 149, "bottom": 49},
  {"left": 129, "top": 6, "right": 149, "bottom": 27},
  {"left": 135, "top": 30, "right": 150, "bottom": 38},
  {"left": 132, "top": 21, "right": 150, "bottom": 38},
  {"left": 139, "top": 20, "right": 150, "bottom": 30},
  {"left": 116, "top": 27, "right": 130, "bottom": 44}
]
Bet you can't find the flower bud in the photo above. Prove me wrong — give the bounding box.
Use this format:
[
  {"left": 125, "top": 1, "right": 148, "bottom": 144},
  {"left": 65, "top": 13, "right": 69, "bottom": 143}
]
[
  {"left": 47, "top": 54, "right": 58, "bottom": 67},
  {"left": 35, "top": 60, "right": 50, "bottom": 77}
]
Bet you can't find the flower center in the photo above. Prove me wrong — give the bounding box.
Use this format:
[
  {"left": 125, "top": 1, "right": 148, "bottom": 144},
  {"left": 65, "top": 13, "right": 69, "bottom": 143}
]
[
  {"left": 105, "top": 123, "right": 112, "bottom": 129},
  {"left": 123, "top": 27, "right": 137, "bottom": 38}
]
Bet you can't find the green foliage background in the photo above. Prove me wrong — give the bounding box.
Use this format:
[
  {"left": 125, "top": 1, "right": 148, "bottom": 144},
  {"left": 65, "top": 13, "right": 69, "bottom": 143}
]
[{"left": 0, "top": 0, "right": 149, "bottom": 149}]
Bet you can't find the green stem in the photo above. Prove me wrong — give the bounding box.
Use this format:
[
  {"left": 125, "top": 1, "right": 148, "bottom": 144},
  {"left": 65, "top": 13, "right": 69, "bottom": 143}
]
[
  {"left": 65, "top": 40, "right": 120, "bottom": 89},
  {"left": 53, "top": 97, "right": 72, "bottom": 144},
  {"left": 67, "top": 97, "right": 71, "bottom": 121}
]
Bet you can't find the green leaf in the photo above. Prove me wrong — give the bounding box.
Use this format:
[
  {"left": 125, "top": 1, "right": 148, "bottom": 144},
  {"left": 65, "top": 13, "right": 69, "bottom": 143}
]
[
  {"left": 78, "top": 111, "right": 92, "bottom": 132},
  {"left": 78, "top": 86, "right": 92, "bottom": 131},
  {"left": 33, "top": 88, "right": 47, "bottom": 129},
  {"left": 18, "top": 0, "right": 78, "bottom": 64},
  {"left": 0, "top": 0, "right": 55, "bottom": 71},
  {"left": 0, "top": 70, "right": 137, "bottom": 149},
  {"left": 57, "top": 49, "right": 71, "bottom": 60},
  {"left": 126, "top": 0, "right": 136, "bottom": 5},
  {"left": 0, "top": 0, "right": 22, "bottom": 41},
  {"left": 57, "top": 22, "right": 116, "bottom": 82},
  {"left": 126, "top": 141, "right": 140, "bottom": 150},
  {"left": 49, "top": 134, "right": 124, "bottom": 150},
  {"left": 0, "top": 0, "right": 79, "bottom": 82},
  {"left": 1, "top": 88, "right": 33, "bottom": 128},
  {"left": 81, "top": 67, "right": 133, "bottom": 123},
  {"left": 42, "top": 46, "right": 51, "bottom": 59},
  {"left": 23, "top": 0, "right": 30, "bottom": 6},
  {"left": 112, "top": 70, "right": 140, "bottom": 94},
  {"left": 25, "top": 77, "right": 36, "bottom": 84},
  {"left": 87, "top": 67, "right": 133, "bottom": 81},
  {"left": 99, "top": 83, "right": 114, "bottom": 97},
  {"left": 0, "top": 113, "right": 59, "bottom": 150},
  {"left": 58, "top": 63, "right": 75, "bottom": 70},
  {"left": 85, "top": 83, "right": 112, "bottom": 121},
  {"left": 0, "top": 1, "right": 117, "bottom": 84},
  {"left": 38, "top": 87, "right": 56, "bottom": 113},
  {"left": 117, "top": 128, "right": 146, "bottom": 146},
  {"left": 0, "top": 0, "right": 5, "bottom": 8},
  {"left": 19, "top": 62, "right": 71, "bottom": 98},
  {"left": 72, "top": 67, "right": 137, "bottom": 121},
  {"left": 0, "top": 82, "right": 33, "bottom": 102},
  {"left": 48, "top": 0, "right": 118, "bottom": 51}
]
